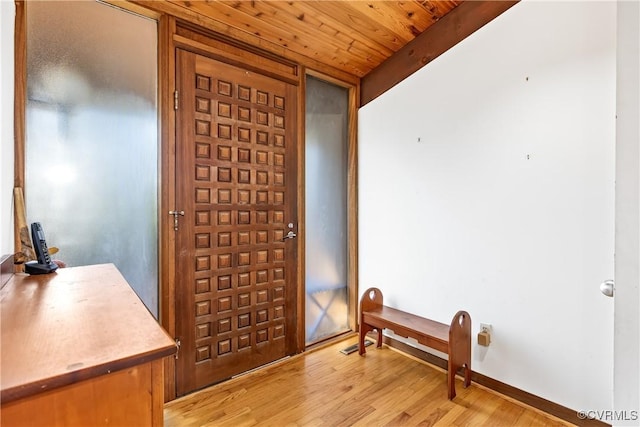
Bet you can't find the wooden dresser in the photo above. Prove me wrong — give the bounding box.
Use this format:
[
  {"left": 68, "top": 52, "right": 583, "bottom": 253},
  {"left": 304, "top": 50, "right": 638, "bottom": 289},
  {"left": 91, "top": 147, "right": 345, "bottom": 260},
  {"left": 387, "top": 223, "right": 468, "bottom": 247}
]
[{"left": 1, "top": 263, "right": 176, "bottom": 426}]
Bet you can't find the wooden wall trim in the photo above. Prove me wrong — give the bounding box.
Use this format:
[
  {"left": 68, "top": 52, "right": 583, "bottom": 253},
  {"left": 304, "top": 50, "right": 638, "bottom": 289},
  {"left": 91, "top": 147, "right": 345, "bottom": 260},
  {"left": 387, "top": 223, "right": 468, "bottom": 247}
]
[
  {"left": 13, "top": 0, "right": 26, "bottom": 260},
  {"left": 296, "top": 67, "right": 307, "bottom": 353},
  {"left": 102, "top": 0, "right": 160, "bottom": 19},
  {"left": 172, "top": 32, "right": 299, "bottom": 86},
  {"left": 381, "top": 335, "right": 610, "bottom": 427},
  {"left": 176, "top": 22, "right": 299, "bottom": 79},
  {"left": 13, "top": 0, "right": 25, "bottom": 190},
  {"left": 347, "top": 83, "right": 359, "bottom": 332},
  {"left": 159, "top": 14, "right": 177, "bottom": 403},
  {"left": 360, "top": 0, "right": 519, "bottom": 106}
]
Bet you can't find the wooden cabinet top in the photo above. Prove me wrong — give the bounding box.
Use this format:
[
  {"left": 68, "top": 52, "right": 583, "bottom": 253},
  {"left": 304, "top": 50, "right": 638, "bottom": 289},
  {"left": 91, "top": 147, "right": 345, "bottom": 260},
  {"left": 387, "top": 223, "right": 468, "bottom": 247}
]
[{"left": 1, "top": 264, "right": 176, "bottom": 403}]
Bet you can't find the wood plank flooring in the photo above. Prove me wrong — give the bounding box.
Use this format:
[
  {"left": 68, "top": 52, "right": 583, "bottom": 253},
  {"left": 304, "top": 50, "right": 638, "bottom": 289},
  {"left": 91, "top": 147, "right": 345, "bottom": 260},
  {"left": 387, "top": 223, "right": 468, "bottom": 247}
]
[{"left": 164, "top": 336, "right": 574, "bottom": 427}]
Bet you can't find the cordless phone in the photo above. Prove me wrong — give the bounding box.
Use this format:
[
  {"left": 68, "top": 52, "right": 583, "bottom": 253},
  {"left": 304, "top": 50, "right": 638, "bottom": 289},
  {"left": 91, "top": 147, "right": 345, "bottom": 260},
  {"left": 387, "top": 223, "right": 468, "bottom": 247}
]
[{"left": 25, "top": 222, "right": 58, "bottom": 275}]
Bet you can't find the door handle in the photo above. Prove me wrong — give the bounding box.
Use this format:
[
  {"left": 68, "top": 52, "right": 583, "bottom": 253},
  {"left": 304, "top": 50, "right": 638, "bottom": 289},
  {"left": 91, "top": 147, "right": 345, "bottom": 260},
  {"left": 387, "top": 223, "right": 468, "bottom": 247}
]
[
  {"left": 282, "top": 231, "right": 297, "bottom": 241},
  {"left": 169, "top": 210, "right": 185, "bottom": 231},
  {"left": 600, "top": 279, "right": 614, "bottom": 297}
]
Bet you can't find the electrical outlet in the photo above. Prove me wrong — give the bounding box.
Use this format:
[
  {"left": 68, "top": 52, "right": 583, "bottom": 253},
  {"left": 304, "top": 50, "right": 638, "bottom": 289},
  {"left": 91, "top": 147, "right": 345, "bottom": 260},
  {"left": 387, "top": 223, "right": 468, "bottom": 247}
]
[{"left": 478, "top": 323, "right": 493, "bottom": 347}]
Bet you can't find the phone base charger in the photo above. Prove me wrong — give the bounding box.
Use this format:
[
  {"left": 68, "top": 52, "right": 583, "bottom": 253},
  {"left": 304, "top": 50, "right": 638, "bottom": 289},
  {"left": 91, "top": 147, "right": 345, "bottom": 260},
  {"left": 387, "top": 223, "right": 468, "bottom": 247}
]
[{"left": 25, "top": 261, "right": 58, "bottom": 275}]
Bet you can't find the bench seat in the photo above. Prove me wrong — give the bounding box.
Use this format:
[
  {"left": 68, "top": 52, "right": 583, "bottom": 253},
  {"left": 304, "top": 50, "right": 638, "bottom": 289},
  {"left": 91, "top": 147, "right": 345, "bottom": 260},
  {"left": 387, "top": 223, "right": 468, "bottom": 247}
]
[
  {"left": 362, "top": 306, "right": 450, "bottom": 354},
  {"left": 358, "top": 287, "right": 471, "bottom": 400}
]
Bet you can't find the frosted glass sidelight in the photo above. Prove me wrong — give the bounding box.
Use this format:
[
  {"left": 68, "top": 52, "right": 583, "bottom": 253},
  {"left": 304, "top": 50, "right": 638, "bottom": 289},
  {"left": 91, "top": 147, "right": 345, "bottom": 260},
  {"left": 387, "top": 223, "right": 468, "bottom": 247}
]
[
  {"left": 305, "top": 76, "right": 349, "bottom": 344},
  {"left": 25, "top": 1, "right": 159, "bottom": 316}
]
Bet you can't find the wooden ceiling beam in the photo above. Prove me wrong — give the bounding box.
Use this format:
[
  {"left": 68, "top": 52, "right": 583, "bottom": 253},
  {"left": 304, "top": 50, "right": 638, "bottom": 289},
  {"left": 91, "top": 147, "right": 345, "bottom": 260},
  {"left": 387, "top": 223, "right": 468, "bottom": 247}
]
[{"left": 360, "top": 0, "right": 519, "bottom": 107}]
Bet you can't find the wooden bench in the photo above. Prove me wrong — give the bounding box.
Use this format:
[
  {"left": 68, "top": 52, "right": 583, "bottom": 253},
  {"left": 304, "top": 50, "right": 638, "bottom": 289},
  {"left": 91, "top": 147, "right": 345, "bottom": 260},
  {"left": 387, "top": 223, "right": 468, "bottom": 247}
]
[{"left": 358, "top": 287, "right": 472, "bottom": 400}]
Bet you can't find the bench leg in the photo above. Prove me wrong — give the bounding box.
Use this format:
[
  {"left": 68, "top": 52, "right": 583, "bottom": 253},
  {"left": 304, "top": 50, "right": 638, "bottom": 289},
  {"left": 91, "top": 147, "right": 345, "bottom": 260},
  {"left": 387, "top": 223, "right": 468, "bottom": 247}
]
[
  {"left": 464, "top": 363, "right": 471, "bottom": 388},
  {"left": 448, "top": 310, "right": 472, "bottom": 400},
  {"left": 359, "top": 323, "right": 371, "bottom": 355},
  {"left": 448, "top": 369, "right": 456, "bottom": 400},
  {"left": 359, "top": 324, "right": 383, "bottom": 355},
  {"left": 447, "top": 362, "right": 471, "bottom": 400}
]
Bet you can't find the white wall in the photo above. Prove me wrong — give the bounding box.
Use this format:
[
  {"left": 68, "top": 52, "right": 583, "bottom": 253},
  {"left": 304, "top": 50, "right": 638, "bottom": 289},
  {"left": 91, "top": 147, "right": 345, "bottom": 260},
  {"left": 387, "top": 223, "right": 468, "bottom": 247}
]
[
  {"left": 359, "top": 0, "right": 615, "bottom": 412},
  {"left": 1, "top": 1, "right": 15, "bottom": 256},
  {"left": 615, "top": 0, "right": 640, "bottom": 423}
]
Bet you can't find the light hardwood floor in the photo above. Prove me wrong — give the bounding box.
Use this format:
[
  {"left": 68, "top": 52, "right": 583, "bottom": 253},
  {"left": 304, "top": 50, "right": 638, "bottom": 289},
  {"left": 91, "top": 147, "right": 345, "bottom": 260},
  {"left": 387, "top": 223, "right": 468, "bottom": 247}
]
[{"left": 164, "top": 336, "right": 574, "bottom": 427}]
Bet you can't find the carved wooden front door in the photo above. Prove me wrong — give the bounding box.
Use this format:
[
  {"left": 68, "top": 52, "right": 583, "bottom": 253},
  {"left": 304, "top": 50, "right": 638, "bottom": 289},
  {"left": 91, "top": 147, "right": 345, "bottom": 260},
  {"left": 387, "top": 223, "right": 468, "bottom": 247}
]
[{"left": 175, "top": 49, "right": 298, "bottom": 395}]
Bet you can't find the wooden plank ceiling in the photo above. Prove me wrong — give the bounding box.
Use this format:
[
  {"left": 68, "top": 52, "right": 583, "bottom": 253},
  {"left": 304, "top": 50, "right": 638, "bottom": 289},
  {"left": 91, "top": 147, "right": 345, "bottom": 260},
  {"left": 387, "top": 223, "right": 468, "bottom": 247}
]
[
  {"left": 163, "top": 0, "right": 463, "bottom": 78},
  {"left": 134, "top": 0, "right": 518, "bottom": 103}
]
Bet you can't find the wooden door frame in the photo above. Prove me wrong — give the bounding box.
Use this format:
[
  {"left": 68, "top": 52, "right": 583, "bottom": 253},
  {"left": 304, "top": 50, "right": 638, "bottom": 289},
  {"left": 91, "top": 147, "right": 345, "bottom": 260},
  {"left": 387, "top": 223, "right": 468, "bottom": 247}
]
[{"left": 158, "top": 13, "right": 178, "bottom": 401}]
